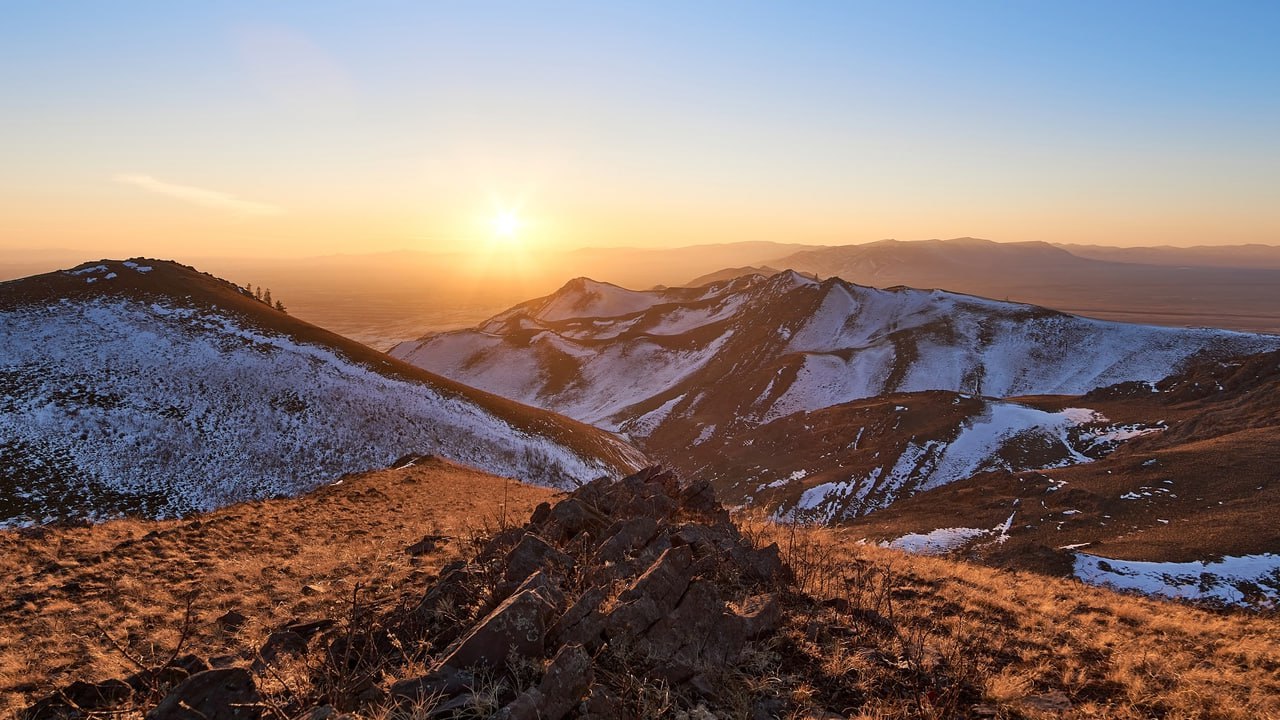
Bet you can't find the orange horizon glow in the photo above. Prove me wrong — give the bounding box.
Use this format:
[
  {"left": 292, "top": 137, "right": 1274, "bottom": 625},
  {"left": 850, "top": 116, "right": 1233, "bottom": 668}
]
[{"left": 3, "top": 5, "right": 1278, "bottom": 261}]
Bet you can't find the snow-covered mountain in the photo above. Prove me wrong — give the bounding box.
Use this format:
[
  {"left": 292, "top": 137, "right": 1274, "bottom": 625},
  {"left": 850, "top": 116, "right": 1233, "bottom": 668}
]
[
  {"left": 0, "top": 260, "right": 646, "bottom": 526},
  {"left": 391, "top": 271, "right": 1279, "bottom": 514}
]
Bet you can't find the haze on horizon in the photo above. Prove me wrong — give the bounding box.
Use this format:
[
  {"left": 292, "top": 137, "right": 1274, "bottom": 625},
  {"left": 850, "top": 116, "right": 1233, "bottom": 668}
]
[{"left": 2, "top": 1, "right": 1279, "bottom": 262}]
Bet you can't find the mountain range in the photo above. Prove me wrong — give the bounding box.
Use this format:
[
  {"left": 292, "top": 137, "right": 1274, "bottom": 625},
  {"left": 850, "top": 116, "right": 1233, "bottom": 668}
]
[
  {"left": 3, "top": 256, "right": 1278, "bottom": 604},
  {"left": 391, "top": 270, "right": 1280, "bottom": 602}
]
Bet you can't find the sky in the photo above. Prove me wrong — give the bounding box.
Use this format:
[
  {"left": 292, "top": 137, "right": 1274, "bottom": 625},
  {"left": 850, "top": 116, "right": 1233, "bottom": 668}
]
[{"left": 1, "top": 1, "right": 1278, "bottom": 259}]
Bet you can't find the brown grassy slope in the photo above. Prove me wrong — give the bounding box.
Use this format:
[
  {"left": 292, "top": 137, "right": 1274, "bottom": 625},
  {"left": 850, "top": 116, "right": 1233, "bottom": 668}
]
[
  {"left": 0, "top": 458, "right": 553, "bottom": 717},
  {"left": 4, "top": 461, "right": 1280, "bottom": 718},
  {"left": 747, "top": 519, "right": 1280, "bottom": 720}
]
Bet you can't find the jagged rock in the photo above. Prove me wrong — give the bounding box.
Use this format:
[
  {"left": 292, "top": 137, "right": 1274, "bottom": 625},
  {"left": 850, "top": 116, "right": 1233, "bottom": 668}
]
[
  {"left": 752, "top": 696, "right": 788, "bottom": 720},
  {"left": 210, "top": 654, "right": 239, "bottom": 668},
  {"left": 800, "top": 710, "right": 846, "bottom": 719},
  {"left": 672, "top": 522, "right": 739, "bottom": 553},
  {"left": 498, "top": 644, "right": 593, "bottom": 720},
  {"left": 64, "top": 679, "right": 132, "bottom": 708},
  {"left": 543, "top": 498, "right": 605, "bottom": 543},
  {"left": 678, "top": 478, "right": 721, "bottom": 516},
  {"left": 292, "top": 707, "right": 356, "bottom": 720},
  {"left": 1021, "top": 690, "right": 1072, "bottom": 712},
  {"left": 438, "top": 572, "right": 561, "bottom": 671},
  {"left": 551, "top": 585, "right": 609, "bottom": 649},
  {"left": 412, "top": 564, "right": 481, "bottom": 624},
  {"left": 146, "top": 668, "right": 261, "bottom": 720},
  {"left": 388, "top": 665, "right": 475, "bottom": 703},
  {"left": 17, "top": 696, "right": 73, "bottom": 720},
  {"left": 432, "top": 693, "right": 481, "bottom": 716},
  {"left": 607, "top": 545, "right": 694, "bottom": 637},
  {"left": 529, "top": 501, "right": 552, "bottom": 526},
  {"left": 504, "top": 533, "right": 574, "bottom": 584},
  {"left": 172, "top": 654, "right": 212, "bottom": 675},
  {"left": 595, "top": 516, "right": 659, "bottom": 564},
  {"left": 642, "top": 579, "right": 745, "bottom": 681},
  {"left": 619, "top": 544, "right": 694, "bottom": 606},
  {"left": 122, "top": 656, "right": 208, "bottom": 695},
  {"left": 737, "top": 542, "right": 790, "bottom": 585},
  {"left": 406, "top": 534, "right": 449, "bottom": 556}
]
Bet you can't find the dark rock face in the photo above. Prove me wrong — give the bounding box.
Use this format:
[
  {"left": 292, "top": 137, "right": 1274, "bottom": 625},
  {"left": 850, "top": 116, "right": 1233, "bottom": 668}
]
[
  {"left": 498, "top": 643, "right": 593, "bottom": 720},
  {"left": 388, "top": 666, "right": 475, "bottom": 704},
  {"left": 146, "top": 668, "right": 260, "bottom": 720},
  {"left": 438, "top": 571, "right": 562, "bottom": 671}
]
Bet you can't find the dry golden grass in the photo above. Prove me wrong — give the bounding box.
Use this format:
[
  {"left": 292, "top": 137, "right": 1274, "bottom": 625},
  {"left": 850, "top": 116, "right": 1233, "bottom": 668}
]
[
  {"left": 743, "top": 515, "right": 1280, "bottom": 719},
  {"left": 5, "top": 465, "right": 1279, "bottom": 719},
  {"left": 0, "top": 458, "right": 552, "bottom": 717}
]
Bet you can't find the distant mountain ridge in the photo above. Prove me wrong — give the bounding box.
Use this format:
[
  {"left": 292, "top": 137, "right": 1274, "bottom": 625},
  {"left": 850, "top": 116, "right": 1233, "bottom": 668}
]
[
  {"left": 767, "top": 237, "right": 1280, "bottom": 333},
  {"left": 390, "top": 272, "right": 1278, "bottom": 510},
  {"left": 0, "top": 259, "right": 645, "bottom": 526}
]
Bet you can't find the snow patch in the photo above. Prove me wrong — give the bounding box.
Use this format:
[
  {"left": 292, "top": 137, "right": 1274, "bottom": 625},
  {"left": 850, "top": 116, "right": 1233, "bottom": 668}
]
[
  {"left": 1074, "top": 553, "right": 1280, "bottom": 607},
  {"left": 885, "top": 527, "right": 988, "bottom": 555}
]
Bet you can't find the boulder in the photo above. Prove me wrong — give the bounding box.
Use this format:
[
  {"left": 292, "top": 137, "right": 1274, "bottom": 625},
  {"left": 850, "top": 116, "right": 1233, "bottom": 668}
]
[
  {"left": 504, "top": 534, "right": 574, "bottom": 584},
  {"left": 641, "top": 580, "right": 744, "bottom": 677},
  {"left": 19, "top": 679, "right": 132, "bottom": 720},
  {"left": 63, "top": 679, "right": 132, "bottom": 708},
  {"left": 734, "top": 593, "right": 783, "bottom": 640},
  {"left": 551, "top": 585, "right": 609, "bottom": 649},
  {"left": 146, "top": 668, "right": 261, "bottom": 720},
  {"left": 406, "top": 534, "right": 449, "bottom": 556},
  {"left": 284, "top": 619, "right": 335, "bottom": 640},
  {"left": 438, "top": 572, "right": 560, "bottom": 671},
  {"left": 543, "top": 498, "right": 605, "bottom": 543},
  {"left": 216, "top": 609, "right": 248, "bottom": 632},
  {"left": 498, "top": 644, "right": 593, "bottom": 720},
  {"left": 579, "top": 684, "right": 628, "bottom": 719},
  {"left": 607, "top": 545, "right": 694, "bottom": 637},
  {"left": 595, "top": 516, "right": 659, "bottom": 564},
  {"left": 254, "top": 630, "right": 307, "bottom": 669},
  {"left": 388, "top": 665, "right": 475, "bottom": 704}
]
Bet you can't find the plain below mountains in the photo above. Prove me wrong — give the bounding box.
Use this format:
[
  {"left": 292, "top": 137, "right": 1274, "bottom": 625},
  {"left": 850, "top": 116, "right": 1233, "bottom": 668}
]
[
  {"left": 767, "top": 237, "right": 1280, "bottom": 333},
  {"left": 0, "top": 260, "right": 645, "bottom": 527}
]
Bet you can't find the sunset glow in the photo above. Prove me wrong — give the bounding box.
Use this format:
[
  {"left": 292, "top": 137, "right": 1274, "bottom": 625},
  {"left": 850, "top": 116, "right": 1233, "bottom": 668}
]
[
  {"left": 491, "top": 209, "right": 521, "bottom": 242},
  {"left": 0, "top": 3, "right": 1277, "bottom": 262}
]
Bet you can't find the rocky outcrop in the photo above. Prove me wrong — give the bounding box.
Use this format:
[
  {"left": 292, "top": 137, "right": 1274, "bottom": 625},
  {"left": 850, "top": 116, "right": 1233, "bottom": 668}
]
[{"left": 380, "top": 466, "right": 791, "bottom": 718}]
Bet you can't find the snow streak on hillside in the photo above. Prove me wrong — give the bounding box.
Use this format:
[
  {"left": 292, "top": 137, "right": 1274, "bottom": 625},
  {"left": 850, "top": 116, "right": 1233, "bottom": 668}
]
[{"left": 0, "top": 297, "right": 640, "bottom": 526}]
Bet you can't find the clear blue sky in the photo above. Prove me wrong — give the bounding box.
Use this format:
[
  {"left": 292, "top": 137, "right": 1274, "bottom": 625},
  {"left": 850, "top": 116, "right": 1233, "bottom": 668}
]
[{"left": 2, "top": 1, "right": 1278, "bottom": 257}]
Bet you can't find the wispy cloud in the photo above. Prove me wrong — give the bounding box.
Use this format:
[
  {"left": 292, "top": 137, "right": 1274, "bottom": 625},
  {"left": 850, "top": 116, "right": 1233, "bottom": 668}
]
[{"left": 114, "top": 174, "right": 283, "bottom": 216}]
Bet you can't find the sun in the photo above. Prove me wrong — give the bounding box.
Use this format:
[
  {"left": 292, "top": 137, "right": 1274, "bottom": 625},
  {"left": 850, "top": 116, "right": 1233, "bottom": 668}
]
[{"left": 490, "top": 209, "right": 521, "bottom": 240}]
